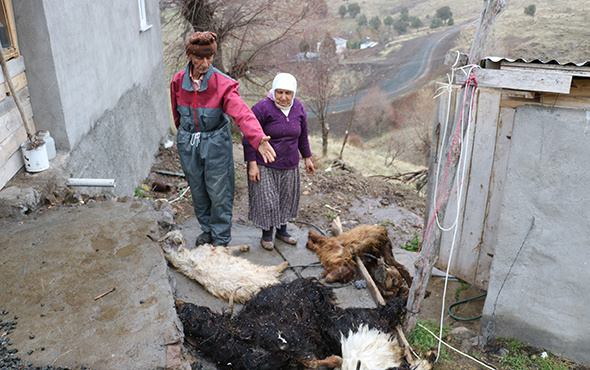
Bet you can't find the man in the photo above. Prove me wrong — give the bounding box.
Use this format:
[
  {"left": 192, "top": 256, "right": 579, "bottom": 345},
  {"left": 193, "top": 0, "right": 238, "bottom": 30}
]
[{"left": 170, "top": 31, "right": 276, "bottom": 247}]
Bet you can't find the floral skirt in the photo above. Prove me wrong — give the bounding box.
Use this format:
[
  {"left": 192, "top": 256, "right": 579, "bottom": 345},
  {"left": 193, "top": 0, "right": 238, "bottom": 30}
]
[{"left": 247, "top": 165, "right": 300, "bottom": 230}]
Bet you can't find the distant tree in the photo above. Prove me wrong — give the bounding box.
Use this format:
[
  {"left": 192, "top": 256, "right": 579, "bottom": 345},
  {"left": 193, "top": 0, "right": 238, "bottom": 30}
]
[
  {"left": 348, "top": 3, "right": 361, "bottom": 18},
  {"left": 400, "top": 6, "right": 410, "bottom": 22},
  {"left": 383, "top": 15, "right": 394, "bottom": 33},
  {"left": 298, "top": 60, "right": 337, "bottom": 157},
  {"left": 339, "top": 5, "right": 347, "bottom": 18},
  {"left": 369, "top": 16, "right": 381, "bottom": 31},
  {"left": 447, "top": 17, "right": 454, "bottom": 26},
  {"left": 316, "top": 0, "right": 329, "bottom": 17},
  {"left": 357, "top": 14, "right": 367, "bottom": 27},
  {"left": 435, "top": 6, "right": 453, "bottom": 24},
  {"left": 394, "top": 18, "right": 408, "bottom": 34},
  {"left": 410, "top": 16, "right": 423, "bottom": 30},
  {"left": 319, "top": 33, "right": 336, "bottom": 58},
  {"left": 299, "top": 40, "right": 310, "bottom": 53},
  {"left": 430, "top": 17, "right": 444, "bottom": 29},
  {"left": 166, "top": 0, "right": 323, "bottom": 81},
  {"left": 524, "top": 4, "right": 536, "bottom": 22}
]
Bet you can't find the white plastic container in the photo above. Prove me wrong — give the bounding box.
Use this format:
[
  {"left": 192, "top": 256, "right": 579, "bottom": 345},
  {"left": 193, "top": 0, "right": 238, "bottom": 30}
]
[
  {"left": 37, "top": 130, "right": 56, "bottom": 160},
  {"left": 20, "top": 140, "right": 49, "bottom": 172}
]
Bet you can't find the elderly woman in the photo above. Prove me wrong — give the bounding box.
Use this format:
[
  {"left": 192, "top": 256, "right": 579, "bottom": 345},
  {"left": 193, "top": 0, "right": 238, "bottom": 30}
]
[
  {"left": 243, "top": 73, "right": 315, "bottom": 250},
  {"left": 170, "top": 31, "right": 276, "bottom": 247}
]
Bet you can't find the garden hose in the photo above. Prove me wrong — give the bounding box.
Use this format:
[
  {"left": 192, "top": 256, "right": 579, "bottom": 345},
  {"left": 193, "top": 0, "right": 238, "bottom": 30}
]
[{"left": 448, "top": 292, "right": 487, "bottom": 321}]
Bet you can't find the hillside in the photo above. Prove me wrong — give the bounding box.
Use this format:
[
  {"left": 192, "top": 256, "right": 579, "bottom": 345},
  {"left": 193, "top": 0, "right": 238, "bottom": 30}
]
[{"left": 325, "top": 0, "right": 589, "bottom": 62}]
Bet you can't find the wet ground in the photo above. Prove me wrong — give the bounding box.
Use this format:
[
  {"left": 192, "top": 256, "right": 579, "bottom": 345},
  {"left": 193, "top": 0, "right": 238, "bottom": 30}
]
[{"left": 1, "top": 193, "right": 453, "bottom": 369}]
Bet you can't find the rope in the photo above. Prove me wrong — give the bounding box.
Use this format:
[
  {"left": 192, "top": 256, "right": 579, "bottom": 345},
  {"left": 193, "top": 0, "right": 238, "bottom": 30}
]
[
  {"left": 412, "top": 51, "right": 481, "bottom": 363},
  {"left": 417, "top": 323, "right": 496, "bottom": 370}
]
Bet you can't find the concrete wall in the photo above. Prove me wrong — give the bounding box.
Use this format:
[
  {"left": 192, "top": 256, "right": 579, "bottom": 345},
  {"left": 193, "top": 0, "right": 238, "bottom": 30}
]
[
  {"left": 13, "top": 0, "right": 169, "bottom": 196},
  {"left": 481, "top": 105, "right": 590, "bottom": 365}
]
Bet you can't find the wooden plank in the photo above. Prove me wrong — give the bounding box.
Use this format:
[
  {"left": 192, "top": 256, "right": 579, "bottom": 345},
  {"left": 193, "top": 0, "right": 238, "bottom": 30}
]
[
  {"left": 570, "top": 78, "right": 590, "bottom": 97},
  {"left": 456, "top": 69, "right": 572, "bottom": 94},
  {"left": 435, "top": 86, "right": 472, "bottom": 274},
  {"left": 0, "top": 148, "right": 24, "bottom": 191},
  {"left": 440, "top": 88, "right": 502, "bottom": 287},
  {"left": 500, "top": 96, "right": 541, "bottom": 109},
  {"left": 0, "top": 125, "right": 27, "bottom": 167},
  {"left": 355, "top": 256, "right": 386, "bottom": 306},
  {"left": 500, "top": 61, "right": 590, "bottom": 78},
  {"left": 540, "top": 94, "right": 590, "bottom": 109},
  {"left": 0, "top": 57, "right": 25, "bottom": 84},
  {"left": 0, "top": 99, "right": 33, "bottom": 143},
  {"left": 476, "top": 107, "right": 515, "bottom": 289},
  {"left": 0, "top": 72, "right": 27, "bottom": 103}
]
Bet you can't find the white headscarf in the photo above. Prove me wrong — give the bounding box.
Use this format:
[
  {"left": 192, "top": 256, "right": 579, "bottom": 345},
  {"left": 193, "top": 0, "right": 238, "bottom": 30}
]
[{"left": 270, "top": 73, "right": 297, "bottom": 102}]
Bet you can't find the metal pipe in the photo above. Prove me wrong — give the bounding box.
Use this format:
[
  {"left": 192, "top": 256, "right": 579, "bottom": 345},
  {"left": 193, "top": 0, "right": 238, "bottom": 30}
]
[{"left": 66, "top": 178, "right": 116, "bottom": 187}]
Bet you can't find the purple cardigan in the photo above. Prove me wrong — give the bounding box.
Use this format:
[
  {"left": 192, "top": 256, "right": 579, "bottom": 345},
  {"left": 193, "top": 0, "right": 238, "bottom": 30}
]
[{"left": 243, "top": 97, "right": 312, "bottom": 170}]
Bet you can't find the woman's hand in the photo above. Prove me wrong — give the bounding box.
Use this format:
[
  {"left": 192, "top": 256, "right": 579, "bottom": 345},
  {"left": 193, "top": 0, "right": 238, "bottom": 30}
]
[
  {"left": 304, "top": 157, "right": 315, "bottom": 174},
  {"left": 258, "top": 136, "right": 276, "bottom": 163},
  {"left": 248, "top": 161, "right": 260, "bottom": 182}
]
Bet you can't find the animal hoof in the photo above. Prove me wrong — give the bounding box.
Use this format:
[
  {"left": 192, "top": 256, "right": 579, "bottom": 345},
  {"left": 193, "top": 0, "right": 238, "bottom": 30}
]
[
  {"left": 261, "top": 238, "right": 274, "bottom": 251},
  {"left": 276, "top": 234, "right": 297, "bottom": 245}
]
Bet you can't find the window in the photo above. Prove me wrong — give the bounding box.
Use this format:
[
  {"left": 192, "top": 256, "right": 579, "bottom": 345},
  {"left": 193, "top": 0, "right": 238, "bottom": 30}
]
[
  {"left": 138, "top": 0, "right": 152, "bottom": 32},
  {"left": 0, "top": 0, "right": 18, "bottom": 59}
]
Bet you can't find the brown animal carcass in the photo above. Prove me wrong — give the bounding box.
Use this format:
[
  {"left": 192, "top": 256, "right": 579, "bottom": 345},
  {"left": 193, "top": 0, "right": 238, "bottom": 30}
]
[{"left": 306, "top": 225, "right": 412, "bottom": 289}]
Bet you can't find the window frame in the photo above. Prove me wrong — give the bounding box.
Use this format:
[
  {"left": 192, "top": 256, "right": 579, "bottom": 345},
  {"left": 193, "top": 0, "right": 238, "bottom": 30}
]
[
  {"left": 0, "top": 0, "right": 18, "bottom": 60},
  {"left": 138, "top": 0, "right": 152, "bottom": 32}
]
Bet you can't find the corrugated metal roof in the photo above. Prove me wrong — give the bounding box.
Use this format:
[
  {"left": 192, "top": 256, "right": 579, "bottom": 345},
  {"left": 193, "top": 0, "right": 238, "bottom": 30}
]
[{"left": 484, "top": 56, "right": 590, "bottom": 67}]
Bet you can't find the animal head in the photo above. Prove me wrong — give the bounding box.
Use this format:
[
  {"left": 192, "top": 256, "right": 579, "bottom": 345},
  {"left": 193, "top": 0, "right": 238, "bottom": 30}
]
[
  {"left": 159, "top": 229, "right": 186, "bottom": 254},
  {"left": 340, "top": 324, "right": 404, "bottom": 370},
  {"left": 324, "top": 262, "right": 356, "bottom": 283}
]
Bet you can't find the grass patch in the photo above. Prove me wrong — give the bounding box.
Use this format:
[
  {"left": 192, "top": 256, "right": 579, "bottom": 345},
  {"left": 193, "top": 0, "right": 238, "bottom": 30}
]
[
  {"left": 454, "top": 280, "right": 471, "bottom": 301},
  {"left": 409, "top": 319, "right": 450, "bottom": 361},
  {"left": 402, "top": 233, "right": 422, "bottom": 252},
  {"left": 498, "top": 338, "right": 571, "bottom": 370}
]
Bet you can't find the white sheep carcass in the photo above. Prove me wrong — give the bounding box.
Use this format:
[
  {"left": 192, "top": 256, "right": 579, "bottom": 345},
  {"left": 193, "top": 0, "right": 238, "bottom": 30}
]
[
  {"left": 154, "top": 230, "right": 289, "bottom": 304},
  {"left": 341, "top": 324, "right": 435, "bottom": 370}
]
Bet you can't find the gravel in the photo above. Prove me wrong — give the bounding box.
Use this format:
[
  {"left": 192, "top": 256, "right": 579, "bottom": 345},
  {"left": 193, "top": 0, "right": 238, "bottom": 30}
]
[{"left": 0, "top": 309, "right": 71, "bottom": 370}]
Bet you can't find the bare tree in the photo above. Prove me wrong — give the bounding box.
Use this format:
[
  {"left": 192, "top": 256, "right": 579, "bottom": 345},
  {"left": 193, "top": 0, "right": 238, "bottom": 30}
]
[
  {"left": 298, "top": 59, "right": 336, "bottom": 157},
  {"left": 339, "top": 82, "right": 361, "bottom": 160},
  {"left": 163, "top": 0, "right": 327, "bottom": 83}
]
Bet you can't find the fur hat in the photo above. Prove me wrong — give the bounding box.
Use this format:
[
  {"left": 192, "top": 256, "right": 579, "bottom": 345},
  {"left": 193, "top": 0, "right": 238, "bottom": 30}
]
[{"left": 185, "top": 31, "right": 217, "bottom": 57}]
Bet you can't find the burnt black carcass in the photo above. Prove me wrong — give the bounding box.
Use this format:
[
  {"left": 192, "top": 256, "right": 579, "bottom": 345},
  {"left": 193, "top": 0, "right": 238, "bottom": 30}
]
[{"left": 176, "top": 278, "right": 434, "bottom": 370}]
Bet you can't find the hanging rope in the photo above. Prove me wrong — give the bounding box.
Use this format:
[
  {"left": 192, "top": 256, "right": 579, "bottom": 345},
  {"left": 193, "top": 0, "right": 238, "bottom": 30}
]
[{"left": 411, "top": 51, "right": 482, "bottom": 364}]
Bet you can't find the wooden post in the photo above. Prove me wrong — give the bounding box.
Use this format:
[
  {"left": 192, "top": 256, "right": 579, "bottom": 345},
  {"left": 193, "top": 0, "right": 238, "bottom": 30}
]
[
  {"left": 469, "top": 0, "right": 508, "bottom": 65},
  {"left": 404, "top": 82, "right": 477, "bottom": 333}
]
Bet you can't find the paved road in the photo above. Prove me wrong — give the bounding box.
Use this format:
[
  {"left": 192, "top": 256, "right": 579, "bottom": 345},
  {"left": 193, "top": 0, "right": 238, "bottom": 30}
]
[{"left": 330, "top": 25, "right": 464, "bottom": 114}]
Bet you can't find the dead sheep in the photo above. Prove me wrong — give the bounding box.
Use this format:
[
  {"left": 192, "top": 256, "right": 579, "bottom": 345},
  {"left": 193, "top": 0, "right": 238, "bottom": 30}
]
[
  {"left": 176, "top": 277, "right": 435, "bottom": 370},
  {"left": 306, "top": 224, "right": 412, "bottom": 287},
  {"left": 151, "top": 230, "right": 289, "bottom": 304},
  {"left": 341, "top": 324, "right": 436, "bottom": 370}
]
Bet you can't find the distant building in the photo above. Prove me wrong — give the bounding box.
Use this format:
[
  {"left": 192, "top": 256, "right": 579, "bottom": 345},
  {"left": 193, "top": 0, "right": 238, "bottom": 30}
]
[
  {"left": 294, "top": 52, "right": 318, "bottom": 62},
  {"left": 360, "top": 37, "right": 378, "bottom": 50},
  {"left": 334, "top": 37, "right": 348, "bottom": 54}
]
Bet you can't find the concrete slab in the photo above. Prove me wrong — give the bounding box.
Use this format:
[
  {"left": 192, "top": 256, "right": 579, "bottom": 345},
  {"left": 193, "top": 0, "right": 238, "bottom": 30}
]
[{"left": 0, "top": 199, "right": 181, "bottom": 370}]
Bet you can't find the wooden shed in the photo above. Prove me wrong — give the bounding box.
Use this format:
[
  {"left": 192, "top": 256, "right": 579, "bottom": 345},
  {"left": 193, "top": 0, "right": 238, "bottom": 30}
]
[{"left": 423, "top": 56, "right": 590, "bottom": 365}]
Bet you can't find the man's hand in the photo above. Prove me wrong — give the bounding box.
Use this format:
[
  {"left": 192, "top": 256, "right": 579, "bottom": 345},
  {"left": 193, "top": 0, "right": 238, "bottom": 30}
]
[
  {"left": 258, "top": 136, "right": 276, "bottom": 163},
  {"left": 248, "top": 161, "right": 260, "bottom": 183}
]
